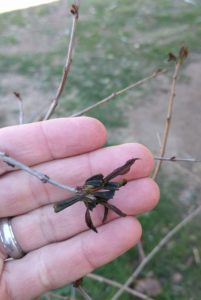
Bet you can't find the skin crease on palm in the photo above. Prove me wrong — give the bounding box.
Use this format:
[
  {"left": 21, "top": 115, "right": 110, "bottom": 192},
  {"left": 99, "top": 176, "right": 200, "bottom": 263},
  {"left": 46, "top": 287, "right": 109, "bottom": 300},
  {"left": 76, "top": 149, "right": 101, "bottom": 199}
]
[{"left": 0, "top": 117, "right": 160, "bottom": 300}]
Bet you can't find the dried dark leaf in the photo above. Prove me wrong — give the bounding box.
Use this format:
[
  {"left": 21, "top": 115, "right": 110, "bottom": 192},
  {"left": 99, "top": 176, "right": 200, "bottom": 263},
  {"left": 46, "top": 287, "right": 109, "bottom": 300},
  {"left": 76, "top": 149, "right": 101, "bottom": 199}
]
[
  {"left": 84, "top": 196, "right": 97, "bottom": 210},
  {"left": 102, "top": 206, "right": 109, "bottom": 223},
  {"left": 85, "top": 174, "right": 104, "bottom": 189},
  {"left": 104, "top": 181, "right": 123, "bottom": 191},
  {"left": 104, "top": 158, "right": 139, "bottom": 182},
  {"left": 93, "top": 190, "right": 116, "bottom": 201},
  {"left": 102, "top": 202, "right": 127, "bottom": 218},
  {"left": 86, "top": 174, "right": 104, "bottom": 183},
  {"left": 85, "top": 208, "right": 97, "bottom": 233},
  {"left": 54, "top": 195, "right": 82, "bottom": 212},
  {"left": 168, "top": 52, "right": 177, "bottom": 62},
  {"left": 54, "top": 158, "right": 138, "bottom": 232},
  {"left": 179, "top": 46, "right": 188, "bottom": 60}
]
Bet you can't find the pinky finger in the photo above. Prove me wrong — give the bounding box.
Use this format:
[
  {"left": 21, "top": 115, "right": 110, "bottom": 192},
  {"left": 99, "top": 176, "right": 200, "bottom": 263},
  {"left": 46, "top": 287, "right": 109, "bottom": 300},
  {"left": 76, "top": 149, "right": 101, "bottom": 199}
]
[{"left": 3, "top": 217, "right": 141, "bottom": 300}]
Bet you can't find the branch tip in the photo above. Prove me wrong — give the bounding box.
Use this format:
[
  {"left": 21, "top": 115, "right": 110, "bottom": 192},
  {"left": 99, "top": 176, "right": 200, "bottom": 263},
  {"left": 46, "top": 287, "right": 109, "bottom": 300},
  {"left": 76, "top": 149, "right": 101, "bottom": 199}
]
[{"left": 70, "top": 4, "right": 79, "bottom": 18}]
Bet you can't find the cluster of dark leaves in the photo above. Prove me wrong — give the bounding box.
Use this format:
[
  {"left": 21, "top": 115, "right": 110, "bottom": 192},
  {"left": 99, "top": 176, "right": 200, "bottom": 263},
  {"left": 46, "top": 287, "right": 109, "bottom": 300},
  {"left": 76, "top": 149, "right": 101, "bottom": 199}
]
[{"left": 54, "top": 158, "right": 139, "bottom": 232}]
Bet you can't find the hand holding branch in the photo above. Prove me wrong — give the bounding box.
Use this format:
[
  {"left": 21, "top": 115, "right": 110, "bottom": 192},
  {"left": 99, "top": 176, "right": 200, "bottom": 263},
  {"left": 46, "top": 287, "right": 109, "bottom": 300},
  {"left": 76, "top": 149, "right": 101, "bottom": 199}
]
[{"left": 0, "top": 117, "right": 159, "bottom": 299}]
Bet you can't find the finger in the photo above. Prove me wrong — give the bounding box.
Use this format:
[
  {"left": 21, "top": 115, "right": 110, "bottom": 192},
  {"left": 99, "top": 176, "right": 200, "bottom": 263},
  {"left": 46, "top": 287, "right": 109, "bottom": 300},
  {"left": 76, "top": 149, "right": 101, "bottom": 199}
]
[
  {"left": 0, "top": 117, "right": 106, "bottom": 175},
  {"left": 0, "top": 143, "right": 154, "bottom": 216},
  {"left": 4, "top": 217, "right": 142, "bottom": 300},
  {"left": 11, "top": 178, "right": 159, "bottom": 252}
]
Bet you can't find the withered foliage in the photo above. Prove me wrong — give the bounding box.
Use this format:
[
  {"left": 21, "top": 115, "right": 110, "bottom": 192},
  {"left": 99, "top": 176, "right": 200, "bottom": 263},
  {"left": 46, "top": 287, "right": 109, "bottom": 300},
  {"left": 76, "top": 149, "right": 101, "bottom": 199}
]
[
  {"left": 54, "top": 158, "right": 139, "bottom": 232},
  {"left": 168, "top": 46, "right": 188, "bottom": 63}
]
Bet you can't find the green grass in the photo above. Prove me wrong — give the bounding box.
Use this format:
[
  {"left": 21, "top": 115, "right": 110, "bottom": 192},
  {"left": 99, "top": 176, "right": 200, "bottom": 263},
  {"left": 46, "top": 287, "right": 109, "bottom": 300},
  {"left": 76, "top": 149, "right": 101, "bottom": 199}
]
[
  {"left": 1, "top": 1, "right": 201, "bottom": 299},
  {"left": 1, "top": 0, "right": 201, "bottom": 127}
]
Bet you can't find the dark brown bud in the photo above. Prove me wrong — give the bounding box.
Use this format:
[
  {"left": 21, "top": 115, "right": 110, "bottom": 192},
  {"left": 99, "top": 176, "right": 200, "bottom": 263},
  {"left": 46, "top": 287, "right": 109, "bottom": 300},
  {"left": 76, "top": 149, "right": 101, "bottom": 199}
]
[
  {"left": 179, "top": 46, "right": 189, "bottom": 60},
  {"left": 168, "top": 52, "right": 177, "bottom": 62},
  {"left": 70, "top": 4, "right": 79, "bottom": 18}
]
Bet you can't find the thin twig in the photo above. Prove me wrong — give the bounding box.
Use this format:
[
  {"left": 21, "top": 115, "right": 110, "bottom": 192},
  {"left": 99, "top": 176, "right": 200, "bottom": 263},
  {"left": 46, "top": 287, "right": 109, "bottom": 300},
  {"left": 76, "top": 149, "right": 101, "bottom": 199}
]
[
  {"left": 45, "top": 292, "right": 68, "bottom": 299},
  {"left": 87, "top": 273, "right": 154, "bottom": 300},
  {"left": 0, "top": 151, "right": 76, "bottom": 193},
  {"left": 192, "top": 247, "right": 201, "bottom": 265},
  {"left": 143, "top": 57, "right": 191, "bottom": 282},
  {"left": 137, "top": 241, "right": 146, "bottom": 262},
  {"left": 72, "top": 69, "right": 166, "bottom": 117},
  {"left": 154, "top": 156, "right": 201, "bottom": 163},
  {"left": 76, "top": 286, "right": 92, "bottom": 300},
  {"left": 156, "top": 132, "right": 162, "bottom": 148},
  {"left": 152, "top": 60, "right": 182, "bottom": 180},
  {"left": 43, "top": 2, "right": 80, "bottom": 120},
  {"left": 70, "top": 285, "right": 76, "bottom": 300},
  {"left": 111, "top": 204, "right": 201, "bottom": 300},
  {"left": 13, "top": 92, "right": 24, "bottom": 124}
]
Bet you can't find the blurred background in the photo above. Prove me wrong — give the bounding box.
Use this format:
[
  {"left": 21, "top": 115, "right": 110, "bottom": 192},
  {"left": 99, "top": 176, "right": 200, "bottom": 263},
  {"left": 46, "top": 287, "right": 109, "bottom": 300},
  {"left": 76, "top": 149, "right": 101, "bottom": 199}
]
[{"left": 0, "top": 0, "right": 201, "bottom": 299}]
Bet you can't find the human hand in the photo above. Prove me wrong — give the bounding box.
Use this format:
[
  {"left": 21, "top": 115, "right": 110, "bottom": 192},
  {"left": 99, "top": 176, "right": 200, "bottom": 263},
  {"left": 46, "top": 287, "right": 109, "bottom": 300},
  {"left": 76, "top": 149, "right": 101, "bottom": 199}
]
[{"left": 0, "top": 117, "right": 159, "bottom": 299}]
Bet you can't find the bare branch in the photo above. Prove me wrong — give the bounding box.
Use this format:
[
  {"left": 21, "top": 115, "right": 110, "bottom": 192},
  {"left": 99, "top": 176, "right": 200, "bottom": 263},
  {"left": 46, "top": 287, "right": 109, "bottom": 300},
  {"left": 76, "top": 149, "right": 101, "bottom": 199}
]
[
  {"left": 76, "top": 286, "right": 92, "bottom": 300},
  {"left": 111, "top": 204, "right": 201, "bottom": 300},
  {"left": 0, "top": 151, "right": 76, "bottom": 193},
  {"left": 152, "top": 57, "right": 184, "bottom": 180},
  {"left": 154, "top": 156, "right": 201, "bottom": 163},
  {"left": 192, "top": 247, "right": 201, "bottom": 265},
  {"left": 45, "top": 292, "right": 68, "bottom": 299},
  {"left": 137, "top": 241, "right": 146, "bottom": 262},
  {"left": 43, "top": 2, "right": 80, "bottom": 120},
  {"left": 87, "top": 273, "right": 154, "bottom": 300},
  {"left": 70, "top": 285, "right": 76, "bottom": 300},
  {"left": 72, "top": 69, "right": 166, "bottom": 117},
  {"left": 13, "top": 92, "right": 24, "bottom": 124}
]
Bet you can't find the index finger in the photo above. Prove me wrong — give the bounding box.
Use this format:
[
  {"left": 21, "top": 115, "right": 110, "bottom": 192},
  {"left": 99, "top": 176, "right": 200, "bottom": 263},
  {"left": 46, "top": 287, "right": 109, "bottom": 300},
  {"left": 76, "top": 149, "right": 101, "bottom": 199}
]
[{"left": 0, "top": 117, "right": 106, "bottom": 175}]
